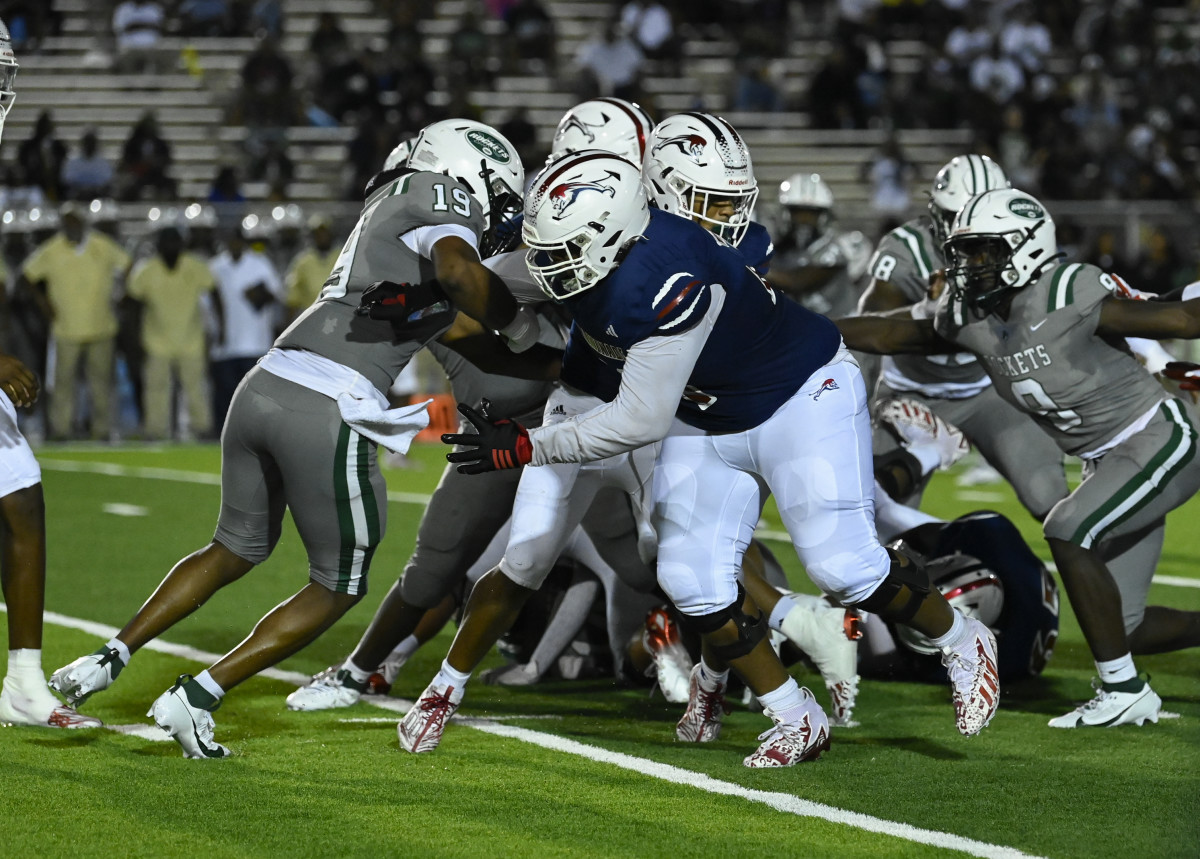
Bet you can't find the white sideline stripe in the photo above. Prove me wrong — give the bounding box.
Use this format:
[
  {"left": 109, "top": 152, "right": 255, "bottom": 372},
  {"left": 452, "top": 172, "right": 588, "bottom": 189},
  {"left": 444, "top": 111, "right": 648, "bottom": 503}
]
[
  {"left": 464, "top": 721, "right": 1045, "bottom": 859},
  {"left": 106, "top": 723, "right": 171, "bottom": 742},
  {"left": 39, "top": 459, "right": 433, "bottom": 506},
  {"left": 4, "top": 603, "right": 1045, "bottom": 859},
  {"left": 37, "top": 458, "right": 1200, "bottom": 592},
  {"left": 339, "top": 714, "right": 562, "bottom": 724}
]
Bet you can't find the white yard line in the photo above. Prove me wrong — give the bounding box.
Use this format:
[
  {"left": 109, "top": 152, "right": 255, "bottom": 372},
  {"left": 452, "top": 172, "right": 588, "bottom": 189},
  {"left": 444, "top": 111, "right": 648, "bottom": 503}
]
[{"left": 1, "top": 601, "right": 1045, "bottom": 859}]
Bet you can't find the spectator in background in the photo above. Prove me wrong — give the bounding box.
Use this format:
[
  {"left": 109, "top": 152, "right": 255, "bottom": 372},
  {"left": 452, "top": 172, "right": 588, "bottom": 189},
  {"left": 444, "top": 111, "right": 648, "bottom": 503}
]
[
  {"left": 60, "top": 130, "right": 114, "bottom": 201},
  {"left": 944, "top": 4, "right": 991, "bottom": 69},
  {"left": 248, "top": 0, "right": 283, "bottom": 39},
  {"left": 207, "top": 166, "right": 245, "bottom": 204},
  {"left": 237, "top": 36, "right": 295, "bottom": 131},
  {"left": 282, "top": 214, "right": 338, "bottom": 323},
  {"left": 16, "top": 111, "right": 66, "bottom": 202},
  {"left": 307, "top": 12, "right": 349, "bottom": 65},
  {"left": 995, "top": 104, "right": 1042, "bottom": 192},
  {"left": 126, "top": 226, "right": 222, "bottom": 441},
  {"left": 177, "top": 0, "right": 231, "bottom": 37},
  {"left": 619, "top": 0, "right": 678, "bottom": 74},
  {"left": 731, "top": 57, "right": 784, "bottom": 112},
  {"left": 503, "top": 0, "right": 556, "bottom": 75},
  {"left": 968, "top": 39, "right": 1024, "bottom": 137},
  {"left": 111, "top": 0, "right": 165, "bottom": 74},
  {"left": 999, "top": 1, "right": 1051, "bottom": 74},
  {"left": 19, "top": 203, "right": 132, "bottom": 441},
  {"left": 117, "top": 111, "right": 175, "bottom": 201},
  {"left": 574, "top": 18, "right": 643, "bottom": 101},
  {"left": 208, "top": 224, "right": 282, "bottom": 429},
  {"left": 808, "top": 45, "right": 864, "bottom": 129},
  {"left": 498, "top": 105, "right": 540, "bottom": 171},
  {"left": 315, "top": 45, "right": 379, "bottom": 124},
  {"left": 248, "top": 137, "right": 294, "bottom": 201},
  {"left": 860, "top": 135, "right": 914, "bottom": 221},
  {"left": 447, "top": 11, "right": 493, "bottom": 89}
]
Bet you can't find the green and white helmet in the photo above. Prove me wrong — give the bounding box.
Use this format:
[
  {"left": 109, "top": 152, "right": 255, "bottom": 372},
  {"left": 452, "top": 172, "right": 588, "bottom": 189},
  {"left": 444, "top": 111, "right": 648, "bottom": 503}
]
[
  {"left": 946, "top": 188, "right": 1059, "bottom": 316},
  {"left": 928, "top": 154, "right": 1009, "bottom": 247},
  {"left": 0, "top": 19, "right": 18, "bottom": 142},
  {"left": 407, "top": 119, "right": 525, "bottom": 257}
]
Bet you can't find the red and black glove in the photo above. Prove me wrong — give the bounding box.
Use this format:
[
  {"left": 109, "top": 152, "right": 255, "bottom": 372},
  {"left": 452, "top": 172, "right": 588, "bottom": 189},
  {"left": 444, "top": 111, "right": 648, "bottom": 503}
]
[
  {"left": 1163, "top": 361, "right": 1200, "bottom": 392},
  {"left": 356, "top": 279, "right": 451, "bottom": 335},
  {"left": 443, "top": 400, "right": 532, "bottom": 475}
]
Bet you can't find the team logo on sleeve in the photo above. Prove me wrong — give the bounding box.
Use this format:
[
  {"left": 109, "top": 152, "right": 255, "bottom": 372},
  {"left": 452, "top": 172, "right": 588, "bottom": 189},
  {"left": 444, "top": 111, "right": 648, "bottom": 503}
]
[
  {"left": 651, "top": 134, "right": 708, "bottom": 166},
  {"left": 812, "top": 378, "right": 839, "bottom": 400},
  {"left": 549, "top": 171, "right": 620, "bottom": 219}
]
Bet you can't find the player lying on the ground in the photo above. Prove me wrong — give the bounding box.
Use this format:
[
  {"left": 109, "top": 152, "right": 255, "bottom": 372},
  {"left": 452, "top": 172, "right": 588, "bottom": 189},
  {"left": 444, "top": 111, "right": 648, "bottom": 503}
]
[
  {"left": 398, "top": 150, "right": 1000, "bottom": 768},
  {"left": 838, "top": 187, "right": 1200, "bottom": 729},
  {"left": 48, "top": 120, "right": 561, "bottom": 758}
]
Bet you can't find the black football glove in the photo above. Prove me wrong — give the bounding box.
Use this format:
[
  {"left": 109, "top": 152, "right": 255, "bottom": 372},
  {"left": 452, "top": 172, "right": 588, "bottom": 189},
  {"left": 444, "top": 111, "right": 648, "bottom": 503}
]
[
  {"left": 442, "top": 400, "right": 532, "bottom": 475},
  {"left": 356, "top": 280, "right": 451, "bottom": 334},
  {"left": 1163, "top": 361, "right": 1200, "bottom": 392}
]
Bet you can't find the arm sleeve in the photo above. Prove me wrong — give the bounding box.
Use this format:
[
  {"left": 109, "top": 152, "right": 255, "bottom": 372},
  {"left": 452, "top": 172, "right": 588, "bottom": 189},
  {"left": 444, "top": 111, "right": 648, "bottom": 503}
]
[{"left": 528, "top": 285, "right": 725, "bottom": 465}]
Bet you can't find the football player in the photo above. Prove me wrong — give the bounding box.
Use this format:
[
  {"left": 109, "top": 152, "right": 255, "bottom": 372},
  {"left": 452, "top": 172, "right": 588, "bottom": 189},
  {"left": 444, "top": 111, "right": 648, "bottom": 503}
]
[
  {"left": 398, "top": 151, "right": 1001, "bottom": 767},
  {"left": 839, "top": 187, "right": 1200, "bottom": 728},
  {"left": 49, "top": 119, "right": 561, "bottom": 758},
  {"left": 767, "top": 172, "right": 872, "bottom": 319},
  {"left": 284, "top": 100, "right": 660, "bottom": 713},
  {"left": 859, "top": 155, "right": 1069, "bottom": 519},
  {"left": 642, "top": 112, "right": 773, "bottom": 275},
  {"left": 0, "top": 18, "right": 102, "bottom": 730}
]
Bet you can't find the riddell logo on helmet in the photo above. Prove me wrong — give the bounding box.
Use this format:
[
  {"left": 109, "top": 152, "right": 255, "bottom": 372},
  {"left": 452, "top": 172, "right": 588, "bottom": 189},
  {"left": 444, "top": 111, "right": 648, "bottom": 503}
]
[
  {"left": 466, "top": 130, "right": 511, "bottom": 163},
  {"left": 653, "top": 134, "right": 708, "bottom": 166},
  {"left": 1006, "top": 198, "right": 1044, "bottom": 219},
  {"left": 547, "top": 171, "right": 619, "bottom": 220}
]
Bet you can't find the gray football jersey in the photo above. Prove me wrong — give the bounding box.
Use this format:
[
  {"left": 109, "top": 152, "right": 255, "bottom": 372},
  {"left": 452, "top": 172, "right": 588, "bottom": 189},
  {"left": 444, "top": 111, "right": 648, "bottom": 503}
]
[
  {"left": 778, "top": 229, "right": 868, "bottom": 319},
  {"left": 935, "top": 262, "right": 1167, "bottom": 457},
  {"left": 275, "top": 171, "right": 485, "bottom": 392},
  {"left": 867, "top": 217, "right": 986, "bottom": 389}
]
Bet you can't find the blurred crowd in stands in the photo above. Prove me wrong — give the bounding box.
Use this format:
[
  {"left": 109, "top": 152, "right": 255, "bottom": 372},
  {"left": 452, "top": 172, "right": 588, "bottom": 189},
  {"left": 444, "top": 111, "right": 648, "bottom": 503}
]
[{"left": 0, "top": 0, "right": 1197, "bottom": 442}]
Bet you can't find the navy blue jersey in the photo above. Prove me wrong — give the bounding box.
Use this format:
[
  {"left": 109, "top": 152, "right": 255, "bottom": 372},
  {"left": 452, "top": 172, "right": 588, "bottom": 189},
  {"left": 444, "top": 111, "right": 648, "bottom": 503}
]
[
  {"left": 559, "top": 208, "right": 840, "bottom": 432},
  {"left": 738, "top": 220, "right": 775, "bottom": 276},
  {"left": 871, "top": 512, "right": 1060, "bottom": 683}
]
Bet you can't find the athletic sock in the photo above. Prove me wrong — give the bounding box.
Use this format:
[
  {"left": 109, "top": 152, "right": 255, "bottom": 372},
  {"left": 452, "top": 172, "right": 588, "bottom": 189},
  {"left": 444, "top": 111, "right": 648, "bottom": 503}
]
[
  {"left": 929, "top": 609, "right": 967, "bottom": 651},
  {"left": 104, "top": 637, "right": 132, "bottom": 666},
  {"left": 767, "top": 593, "right": 799, "bottom": 631},
  {"left": 757, "top": 676, "right": 808, "bottom": 724},
  {"left": 433, "top": 659, "right": 471, "bottom": 697},
  {"left": 341, "top": 660, "right": 373, "bottom": 689},
  {"left": 391, "top": 634, "right": 420, "bottom": 661},
  {"left": 6, "top": 648, "right": 48, "bottom": 688},
  {"left": 1096, "top": 654, "right": 1138, "bottom": 688},
  {"left": 697, "top": 658, "right": 729, "bottom": 691},
  {"left": 181, "top": 671, "right": 224, "bottom": 711}
]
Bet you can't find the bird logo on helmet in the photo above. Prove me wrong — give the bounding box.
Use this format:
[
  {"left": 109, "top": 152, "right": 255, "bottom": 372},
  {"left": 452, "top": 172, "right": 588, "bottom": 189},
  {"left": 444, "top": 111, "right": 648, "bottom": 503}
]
[
  {"left": 651, "top": 134, "right": 709, "bottom": 166},
  {"left": 549, "top": 171, "right": 620, "bottom": 219}
]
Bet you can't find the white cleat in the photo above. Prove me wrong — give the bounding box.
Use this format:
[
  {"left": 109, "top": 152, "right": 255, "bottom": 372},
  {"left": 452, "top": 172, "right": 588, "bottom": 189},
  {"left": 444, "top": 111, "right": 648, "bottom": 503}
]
[
  {"left": 675, "top": 665, "right": 729, "bottom": 743},
  {"left": 877, "top": 397, "right": 970, "bottom": 472},
  {"left": 1048, "top": 678, "right": 1162, "bottom": 729},
  {"left": 744, "top": 688, "right": 831, "bottom": 768},
  {"left": 0, "top": 677, "right": 103, "bottom": 728},
  {"left": 479, "top": 661, "right": 542, "bottom": 686},
  {"left": 940, "top": 616, "right": 1000, "bottom": 736},
  {"left": 48, "top": 647, "right": 125, "bottom": 707},
  {"left": 397, "top": 681, "right": 462, "bottom": 754},
  {"left": 779, "top": 596, "right": 861, "bottom": 726},
  {"left": 147, "top": 675, "right": 231, "bottom": 759},
  {"left": 286, "top": 667, "right": 366, "bottom": 711},
  {"left": 642, "top": 607, "right": 693, "bottom": 705}
]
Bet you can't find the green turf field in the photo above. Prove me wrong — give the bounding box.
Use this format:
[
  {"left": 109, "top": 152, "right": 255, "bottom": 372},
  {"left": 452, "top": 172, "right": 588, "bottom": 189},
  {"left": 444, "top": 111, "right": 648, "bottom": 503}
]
[{"left": 2, "top": 442, "right": 1198, "bottom": 859}]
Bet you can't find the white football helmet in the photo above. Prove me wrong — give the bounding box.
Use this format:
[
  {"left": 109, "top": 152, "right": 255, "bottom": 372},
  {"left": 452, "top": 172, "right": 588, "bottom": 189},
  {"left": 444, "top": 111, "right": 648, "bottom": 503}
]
[
  {"left": 778, "top": 172, "right": 834, "bottom": 249},
  {"left": 549, "top": 97, "right": 654, "bottom": 165},
  {"left": 642, "top": 112, "right": 758, "bottom": 245},
  {"left": 946, "top": 188, "right": 1059, "bottom": 316},
  {"left": 407, "top": 119, "right": 525, "bottom": 257},
  {"left": 895, "top": 553, "right": 1005, "bottom": 657},
  {"left": 523, "top": 150, "right": 649, "bottom": 301},
  {"left": 382, "top": 136, "right": 418, "bottom": 172},
  {"left": 928, "top": 154, "right": 1010, "bottom": 247},
  {"left": 0, "top": 19, "right": 16, "bottom": 144}
]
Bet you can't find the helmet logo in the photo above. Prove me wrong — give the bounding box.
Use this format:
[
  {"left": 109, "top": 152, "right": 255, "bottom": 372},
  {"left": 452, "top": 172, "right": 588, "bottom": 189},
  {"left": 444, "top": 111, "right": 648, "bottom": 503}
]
[
  {"left": 466, "top": 129, "right": 511, "bottom": 164},
  {"left": 652, "top": 134, "right": 708, "bottom": 166},
  {"left": 1006, "top": 198, "right": 1044, "bottom": 219},
  {"left": 561, "top": 114, "right": 604, "bottom": 143},
  {"left": 547, "top": 171, "right": 619, "bottom": 220}
]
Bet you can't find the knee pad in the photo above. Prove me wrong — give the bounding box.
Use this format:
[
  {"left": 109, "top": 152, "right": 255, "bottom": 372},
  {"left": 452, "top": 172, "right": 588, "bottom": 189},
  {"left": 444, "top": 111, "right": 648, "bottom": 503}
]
[
  {"left": 873, "top": 447, "right": 924, "bottom": 502},
  {"left": 852, "top": 545, "right": 930, "bottom": 623},
  {"left": 675, "top": 584, "right": 768, "bottom": 662}
]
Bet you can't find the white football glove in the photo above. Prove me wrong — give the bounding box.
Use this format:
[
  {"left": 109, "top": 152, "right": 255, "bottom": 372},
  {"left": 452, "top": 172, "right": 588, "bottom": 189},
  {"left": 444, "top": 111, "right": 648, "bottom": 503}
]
[{"left": 877, "top": 398, "right": 970, "bottom": 474}]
